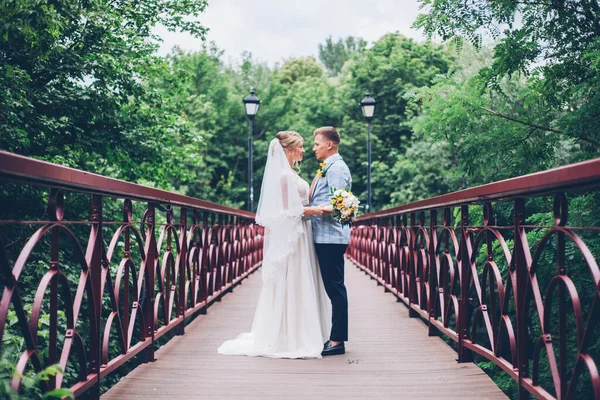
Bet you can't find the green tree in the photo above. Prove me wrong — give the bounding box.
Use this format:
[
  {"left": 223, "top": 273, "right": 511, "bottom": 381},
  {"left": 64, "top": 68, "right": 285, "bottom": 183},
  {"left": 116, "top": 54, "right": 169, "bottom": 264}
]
[
  {"left": 278, "top": 57, "right": 324, "bottom": 85},
  {"left": 336, "top": 34, "right": 453, "bottom": 209},
  {"left": 166, "top": 46, "right": 269, "bottom": 208},
  {"left": 251, "top": 57, "right": 343, "bottom": 195},
  {"left": 404, "top": 44, "right": 568, "bottom": 189},
  {"left": 0, "top": 0, "right": 209, "bottom": 190},
  {"left": 413, "top": 0, "right": 600, "bottom": 152},
  {"left": 318, "top": 36, "right": 366, "bottom": 76}
]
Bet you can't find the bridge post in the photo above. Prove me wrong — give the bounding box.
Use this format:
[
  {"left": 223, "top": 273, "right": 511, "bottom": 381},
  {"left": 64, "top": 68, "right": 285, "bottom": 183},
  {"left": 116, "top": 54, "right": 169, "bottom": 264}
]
[
  {"left": 457, "top": 205, "right": 473, "bottom": 362},
  {"left": 428, "top": 210, "right": 438, "bottom": 337},
  {"left": 177, "top": 207, "right": 188, "bottom": 335},
  {"left": 215, "top": 213, "right": 223, "bottom": 301},
  {"left": 85, "top": 194, "right": 103, "bottom": 399},
  {"left": 514, "top": 198, "right": 530, "bottom": 399},
  {"left": 200, "top": 212, "right": 208, "bottom": 312},
  {"left": 408, "top": 212, "right": 420, "bottom": 318},
  {"left": 143, "top": 204, "right": 157, "bottom": 363},
  {"left": 376, "top": 218, "right": 383, "bottom": 286}
]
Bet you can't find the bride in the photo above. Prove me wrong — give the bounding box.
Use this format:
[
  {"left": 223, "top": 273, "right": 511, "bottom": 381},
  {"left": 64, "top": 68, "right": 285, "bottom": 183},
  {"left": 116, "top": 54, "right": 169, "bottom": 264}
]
[{"left": 218, "top": 131, "right": 332, "bottom": 359}]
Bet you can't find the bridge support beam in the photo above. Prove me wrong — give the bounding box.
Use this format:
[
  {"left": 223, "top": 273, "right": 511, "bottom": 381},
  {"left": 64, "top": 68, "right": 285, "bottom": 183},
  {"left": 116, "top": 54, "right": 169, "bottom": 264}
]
[{"left": 457, "top": 206, "right": 473, "bottom": 363}]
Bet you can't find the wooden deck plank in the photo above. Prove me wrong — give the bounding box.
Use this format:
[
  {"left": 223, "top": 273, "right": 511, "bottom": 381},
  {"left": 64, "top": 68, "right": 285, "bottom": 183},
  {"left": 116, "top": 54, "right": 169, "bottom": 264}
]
[{"left": 103, "top": 259, "right": 507, "bottom": 400}]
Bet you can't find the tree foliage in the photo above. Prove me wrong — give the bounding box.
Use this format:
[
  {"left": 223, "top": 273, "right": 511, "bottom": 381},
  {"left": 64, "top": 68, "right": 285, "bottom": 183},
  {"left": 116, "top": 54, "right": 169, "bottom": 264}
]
[
  {"left": 318, "top": 35, "right": 366, "bottom": 76},
  {"left": 336, "top": 34, "right": 453, "bottom": 207},
  {"left": 413, "top": 0, "right": 600, "bottom": 151},
  {"left": 0, "top": 0, "right": 209, "bottom": 189}
]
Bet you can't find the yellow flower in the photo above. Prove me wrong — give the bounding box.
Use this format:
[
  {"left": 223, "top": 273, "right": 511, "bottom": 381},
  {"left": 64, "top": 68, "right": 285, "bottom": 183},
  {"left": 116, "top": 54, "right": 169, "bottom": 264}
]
[
  {"left": 316, "top": 171, "right": 323, "bottom": 178},
  {"left": 331, "top": 199, "right": 336, "bottom": 204},
  {"left": 319, "top": 162, "right": 327, "bottom": 168}
]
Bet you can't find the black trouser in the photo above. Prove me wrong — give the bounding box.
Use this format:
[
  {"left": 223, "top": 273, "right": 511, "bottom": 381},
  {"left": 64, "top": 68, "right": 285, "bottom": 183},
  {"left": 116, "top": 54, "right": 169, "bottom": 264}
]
[{"left": 315, "top": 243, "right": 348, "bottom": 342}]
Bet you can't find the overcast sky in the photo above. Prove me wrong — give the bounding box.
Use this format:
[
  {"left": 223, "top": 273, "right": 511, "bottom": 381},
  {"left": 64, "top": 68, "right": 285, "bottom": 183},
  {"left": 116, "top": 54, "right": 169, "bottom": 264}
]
[{"left": 155, "top": 0, "right": 426, "bottom": 65}]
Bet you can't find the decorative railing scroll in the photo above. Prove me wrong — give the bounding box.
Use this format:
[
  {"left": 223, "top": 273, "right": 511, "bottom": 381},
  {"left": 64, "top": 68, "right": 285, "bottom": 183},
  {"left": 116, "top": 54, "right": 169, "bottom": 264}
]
[
  {"left": 0, "top": 151, "right": 263, "bottom": 398},
  {"left": 347, "top": 158, "right": 600, "bottom": 400}
]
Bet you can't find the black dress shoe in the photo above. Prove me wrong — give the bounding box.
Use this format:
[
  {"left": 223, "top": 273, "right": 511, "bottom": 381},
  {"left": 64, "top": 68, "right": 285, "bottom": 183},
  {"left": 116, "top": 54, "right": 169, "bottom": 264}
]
[
  {"left": 321, "top": 341, "right": 345, "bottom": 356},
  {"left": 323, "top": 340, "right": 331, "bottom": 350}
]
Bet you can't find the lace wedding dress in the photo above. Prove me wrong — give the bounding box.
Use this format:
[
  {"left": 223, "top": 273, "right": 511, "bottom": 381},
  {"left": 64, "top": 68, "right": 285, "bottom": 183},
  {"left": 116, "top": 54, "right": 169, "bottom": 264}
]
[{"left": 218, "top": 140, "right": 331, "bottom": 359}]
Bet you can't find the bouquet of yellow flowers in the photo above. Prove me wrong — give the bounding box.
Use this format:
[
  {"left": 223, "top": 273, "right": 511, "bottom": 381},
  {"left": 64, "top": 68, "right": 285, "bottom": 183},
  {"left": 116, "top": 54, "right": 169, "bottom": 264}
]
[{"left": 325, "top": 187, "right": 360, "bottom": 227}]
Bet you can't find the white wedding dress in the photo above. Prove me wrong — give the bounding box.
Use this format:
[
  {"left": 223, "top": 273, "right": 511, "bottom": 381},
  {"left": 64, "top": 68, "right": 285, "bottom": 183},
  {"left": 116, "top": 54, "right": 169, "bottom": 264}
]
[{"left": 218, "top": 141, "right": 331, "bottom": 359}]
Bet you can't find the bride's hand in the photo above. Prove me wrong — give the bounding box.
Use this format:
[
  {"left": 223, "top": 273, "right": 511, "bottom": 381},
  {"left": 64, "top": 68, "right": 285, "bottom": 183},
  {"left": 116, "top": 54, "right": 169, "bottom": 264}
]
[{"left": 305, "top": 206, "right": 330, "bottom": 216}]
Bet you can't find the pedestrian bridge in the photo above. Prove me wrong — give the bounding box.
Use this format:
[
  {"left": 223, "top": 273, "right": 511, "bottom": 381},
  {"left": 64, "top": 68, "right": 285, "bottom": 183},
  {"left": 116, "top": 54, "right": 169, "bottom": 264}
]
[
  {"left": 1, "top": 150, "right": 599, "bottom": 399},
  {"left": 103, "top": 259, "right": 505, "bottom": 400}
]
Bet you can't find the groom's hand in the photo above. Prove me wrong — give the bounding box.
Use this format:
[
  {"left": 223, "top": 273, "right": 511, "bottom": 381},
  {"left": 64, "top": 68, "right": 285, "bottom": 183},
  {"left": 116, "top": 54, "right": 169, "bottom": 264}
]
[{"left": 316, "top": 206, "right": 333, "bottom": 216}]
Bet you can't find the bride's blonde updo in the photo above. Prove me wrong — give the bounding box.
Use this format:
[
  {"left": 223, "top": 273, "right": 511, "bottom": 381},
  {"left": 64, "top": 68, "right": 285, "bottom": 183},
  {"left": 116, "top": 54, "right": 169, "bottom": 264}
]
[
  {"left": 276, "top": 131, "right": 303, "bottom": 149},
  {"left": 275, "top": 131, "right": 303, "bottom": 173}
]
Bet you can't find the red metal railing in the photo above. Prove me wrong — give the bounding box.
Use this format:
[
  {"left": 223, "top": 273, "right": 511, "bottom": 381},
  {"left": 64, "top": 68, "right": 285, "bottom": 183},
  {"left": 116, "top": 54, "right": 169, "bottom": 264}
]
[
  {"left": 347, "top": 157, "right": 600, "bottom": 400},
  {"left": 0, "top": 151, "right": 263, "bottom": 397}
]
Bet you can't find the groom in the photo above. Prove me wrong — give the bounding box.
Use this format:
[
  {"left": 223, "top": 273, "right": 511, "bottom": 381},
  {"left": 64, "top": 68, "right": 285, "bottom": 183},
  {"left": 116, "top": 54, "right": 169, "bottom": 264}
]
[{"left": 310, "top": 126, "right": 352, "bottom": 356}]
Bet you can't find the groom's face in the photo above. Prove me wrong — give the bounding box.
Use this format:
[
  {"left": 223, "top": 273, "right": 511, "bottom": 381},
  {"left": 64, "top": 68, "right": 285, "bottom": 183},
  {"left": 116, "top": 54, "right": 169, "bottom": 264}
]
[{"left": 313, "top": 134, "right": 330, "bottom": 161}]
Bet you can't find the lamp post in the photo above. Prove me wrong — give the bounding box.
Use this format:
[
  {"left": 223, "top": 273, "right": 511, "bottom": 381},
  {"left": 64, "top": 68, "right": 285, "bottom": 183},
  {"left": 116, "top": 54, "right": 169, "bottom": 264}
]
[
  {"left": 360, "top": 92, "right": 376, "bottom": 213},
  {"left": 243, "top": 87, "right": 260, "bottom": 212}
]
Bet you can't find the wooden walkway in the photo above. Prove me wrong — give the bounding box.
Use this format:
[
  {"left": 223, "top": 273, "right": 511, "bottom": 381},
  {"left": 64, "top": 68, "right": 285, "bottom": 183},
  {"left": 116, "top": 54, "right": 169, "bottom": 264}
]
[{"left": 103, "top": 259, "right": 507, "bottom": 399}]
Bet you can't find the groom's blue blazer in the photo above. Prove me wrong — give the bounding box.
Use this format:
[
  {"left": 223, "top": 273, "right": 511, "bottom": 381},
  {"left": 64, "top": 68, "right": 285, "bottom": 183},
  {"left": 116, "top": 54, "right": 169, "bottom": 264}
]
[{"left": 309, "top": 153, "right": 352, "bottom": 245}]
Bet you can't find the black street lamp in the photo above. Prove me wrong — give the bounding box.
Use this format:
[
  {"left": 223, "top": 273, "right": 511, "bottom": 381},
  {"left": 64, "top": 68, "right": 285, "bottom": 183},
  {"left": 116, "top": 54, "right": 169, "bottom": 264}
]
[
  {"left": 360, "top": 92, "right": 376, "bottom": 213},
  {"left": 243, "top": 87, "right": 260, "bottom": 212}
]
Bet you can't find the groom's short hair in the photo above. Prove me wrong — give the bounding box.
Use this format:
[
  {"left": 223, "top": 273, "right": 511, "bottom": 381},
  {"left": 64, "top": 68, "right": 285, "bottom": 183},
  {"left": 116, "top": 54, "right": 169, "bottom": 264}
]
[{"left": 314, "top": 126, "right": 340, "bottom": 145}]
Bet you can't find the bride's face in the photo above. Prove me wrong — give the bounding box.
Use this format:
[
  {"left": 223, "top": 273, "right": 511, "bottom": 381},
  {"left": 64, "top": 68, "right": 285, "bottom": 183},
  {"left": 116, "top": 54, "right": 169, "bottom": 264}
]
[{"left": 293, "top": 142, "right": 305, "bottom": 162}]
